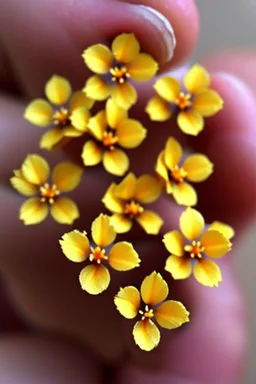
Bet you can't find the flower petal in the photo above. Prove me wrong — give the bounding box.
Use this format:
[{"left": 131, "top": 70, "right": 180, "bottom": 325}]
[
  {"left": 102, "top": 184, "right": 124, "bottom": 213},
  {"left": 136, "top": 210, "right": 163, "bottom": 235},
  {"left": 117, "top": 119, "right": 146, "bottom": 148},
  {"left": 165, "top": 255, "right": 192, "bottom": 279},
  {"left": 45, "top": 75, "right": 72, "bottom": 105},
  {"left": 145, "top": 96, "right": 172, "bottom": 121},
  {"left": 10, "top": 175, "right": 38, "bottom": 196},
  {"left": 40, "top": 128, "right": 65, "bottom": 150},
  {"left": 106, "top": 98, "right": 127, "bottom": 128},
  {"left": 103, "top": 149, "right": 129, "bottom": 176},
  {"left": 184, "top": 64, "right": 210, "bottom": 94},
  {"left": 193, "top": 259, "right": 222, "bottom": 287},
  {"left": 172, "top": 182, "right": 197, "bottom": 206},
  {"left": 141, "top": 271, "right": 168, "bottom": 306},
  {"left": 201, "top": 230, "right": 231, "bottom": 258},
  {"left": 82, "top": 44, "right": 113, "bottom": 74},
  {"left": 155, "top": 151, "right": 168, "bottom": 181},
  {"left": 155, "top": 300, "right": 190, "bottom": 329},
  {"left": 87, "top": 110, "right": 106, "bottom": 140},
  {"left": 20, "top": 198, "right": 48, "bottom": 225},
  {"left": 135, "top": 175, "right": 162, "bottom": 204},
  {"left": 91, "top": 214, "right": 116, "bottom": 248},
  {"left": 193, "top": 89, "right": 224, "bottom": 117},
  {"left": 50, "top": 197, "right": 79, "bottom": 224},
  {"left": 63, "top": 127, "right": 84, "bottom": 137},
  {"left": 69, "top": 91, "right": 94, "bottom": 111},
  {"left": 133, "top": 320, "right": 160, "bottom": 351},
  {"left": 180, "top": 208, "right": 204, "bottom": 241},
  {"left": 163, "top": 230, "right": 185, "bottom": 256},
  {"left": 24, "top": 99, "right": 53, "bottom": 127},
  {"left": 83, "top": 75, "right": 111, "bottom": 101},
  {"left": 112, "top": 33, "right": 140, "bottom": 63},
  {"left": 114, "top": 286, "right": 140, "bottom": 319},
  {"left": 82, "top": 141, "right": 103, "bottom": 166},
  {"left": 70, "top": 107, "right": 90, "bottom": 132},
  {"left": 115, "top": 173, "right": 137, "bottom": 200},
  {"left": 111, "top": 83, "right": 137, "bottom": 110},
  {"left": 183, "top": 154, "right": 213, "bottom": 182},
  {"left": 21, "top": 154, "right": 49, "bottom": 185},
  {"left": 52, "top": 162, "right": 83, "bottom": 192},
  {"left": 79, "top": 264, "right": 110, "bottom": 295},
  {"left": 164, "top": 137, "right": 183, "bottom": 170},
  {"left": 59, "top": 230, "right": 90, "bottom": 262},
  {"left": 177, "top": 110, "right": 204, "bottom": 136},
  {"left": 110, "top": 214, "right": 133, "bottom": 233},
  {"left": 128, "top": 53, "right": 158, "bottom": 81},
  {"left": 208, "top": 221, "right": 235, "bottom": 240},
  {"left": 108, "top": 242, "right": 140, "bottom": 271},
  {"left": 154, "top": 76, "right": 180, "bottom": 102}
]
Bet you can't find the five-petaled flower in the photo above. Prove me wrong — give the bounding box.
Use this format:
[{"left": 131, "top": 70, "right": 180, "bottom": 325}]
[
  {"left": 24, "top": 75, "right": 94, "bottom": 150},
  {"left": 10, "top": 154, "right": 83, "bottom": 225},
  {"left": 155, "top": 137, "right": 213, "bottom": 206},
  {"left": 60, "top": 214, "right": 141, "bottom": 295},
  {"left": 146, "top": 64, "right": 223, "bottom": 135},
  {"left": 114, "top": 271, "right": 189, "bottom": 351},
  {"left": 102, "top": 172, "right": 163, "bottom": 234},
  {"left": 83, "top": 33, "right": 158, "bottom": 109},
  {"left": 82, "top": 99, "right": 146, "bottom": 176},
  {"left": 163, "top": 208, "right": 233, "bottom": 287}
]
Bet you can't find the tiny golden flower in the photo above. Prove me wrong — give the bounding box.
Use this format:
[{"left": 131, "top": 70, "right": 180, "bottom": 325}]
[
  {"left": 146, "top": 64, "right": 223, "bottom": 135},
  {"left": 163, "top": 208, "right": 233, "bottom": 287},
  {"left": 102, "top": 172, "right": 163, "bottom": 234},
  {"left": 156, "top": 137, "right": 213, "bottom": 206},
  {"left": 82, "top": 99, "right": 147, "bottom": 176},
  {"left": 24, "top": 75, "right": 94, "bottom": 150},
  {"left": 83, "top": 33, "right": 158, "bottom": 109},
  {"left": 10, "top": 154, "right": 83, "bottom": 225},
  {"left": 60, "top": 214, "right": 141, "bottom": 295},
  {"left": 114, "top": 271, "right": 189, "bottom": 351}
]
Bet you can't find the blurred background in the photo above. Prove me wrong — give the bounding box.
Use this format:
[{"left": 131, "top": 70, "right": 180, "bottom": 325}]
[{"left": 194, "top": 1, "right": 256, "bottom": 383}]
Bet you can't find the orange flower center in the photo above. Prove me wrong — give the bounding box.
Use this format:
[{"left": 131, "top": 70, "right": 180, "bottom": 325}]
[
  {"left": 184, "top": 241, "right": 205, "bottom": 259},
  {"left": 124, "top": 200, "right": 144, "bottom": 218},
  {"left": 102, "top": 131, "right": 118, "bottom": 150},
  {"left": 175, "top": 92, "right": 192, "bottom": 110},
  {"left": 109, "top": 66, "right": 130, "bottom": 84},
  {"left": 89, "top": 246, "right": 108, "bottom": 264},
  {"left": 171, "top": 165, "right": 188, "bottom": 183},
  {"left": 40, "top": 183, "right": 60, "bottom": 204},
  {"left": 139, "top": 305, "right": 154, "bottom": 321},
  {"left": 53, "top": 107, "right": 70, "bottom": 127}
]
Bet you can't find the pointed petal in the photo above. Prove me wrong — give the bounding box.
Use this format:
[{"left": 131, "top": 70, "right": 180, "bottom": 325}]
[
  {"left": 87, "top": 110, "right": 106, "bottom": 140},
  {"left": 20, "top": 198, "right": 48, "bottom": 225},
  {"left": 40, "top": 128, "right": 65, "bottom": 150},
  {"left": 10, "top": 175, "right": 38, "bottom": 196},
  {"left": 155, "top": 151, "right": 168, "bottom": 181},
  {"left": 164, "top": 137, "right": 183, "bottom": 170},
  {"left": 154, "top": 76, "right": 180, "bottom": 102},
  {"left": 52, "top": 162, "right": 83, "bottom": 192},
  {"left": 141, "top": 271, "right": 168, "bottom": 306},
  {"left": 21, "top": 154, "right": 49, "bottom": 185},
  {"left": 108, "top": 242, "right": 140, "bottom": 271},
  {"left": 184, "top": 64, "right": 210, "bottom": 94},
  {"left": 45, "top": 75, "right": 72, "bottom": 105},
  {"left": 70, "top": 107, "right": 90, "bottom": 132},
  {"left": 128, "top": 53, "right": 158, "bottom": 81},
  {"left": 91, "top": 214, "right": 116, "bottom": 248},
  {"left": 24, "top": 99, "right": 53, "bottom": 127},
  {"left": 208, "top": 221, "right": 235, "bottom": 240},
  {"left": 163, "top": 230, "right": 185, "bottom": 256},
  {"left": 193, "top": 89, "right": 224, "bottom": 117},
  {"left": 183, "top": 154, "right": 213, "bottom": 182},
  {"left": 83, "top": 75, "right": 111, "bottom": 101},
  {"left": 165, "top": 255, "right": 192, "bottom": 279},
  {"left": 115, "top": 173, "right": 136, "bottom": 200},
  {"left": 106, "top": 98, "right": 127, "bottom": 128},
  {"left": 135, "top": 175, "right": 162, "bottom": 203},
  {"left": 133, "top": 320, "right": 160, "bottom": 351},
  {"left": 172, "top": 182, "right": 197, "bottom": 206},
  {"left": 69, "top": 91, "right": 94, "bottom": 111},
  {"left": 201, "top": 230, "right": 231, "bottom": 258},
  {"left": 177, "top": 110, "right": 204, "bottom": 136},
  {"left": 59, "top": 230, "right": 90, "bottom": 262},
  {"left": 110, "top": 214, "right": 133, "bottom": 233},
  {"left": 136, "top": 210, "right": 163, "bottom": 235},
  {"left": 82, "top": 44, "right": 112, "bottom": 74},
  {"left": 117, "top": 119, "right": 146, "bottom": 148},
  {"left": 79, "top": 264, "right": 110, "bottom": 295},
  {"left": 145, "top": 96, "right": 172, "bottom": 122},
  {"left": 103, "top": 149, "right": 129, "bottom": 176},
  {"left": 112, "top": 33, "right": 140, "bottom": 63},
  {"left": 82, "top": 141, "right": 103, "bottom": 166},
  {"left": 114, "top": 286, "right": 140, "bottom": 319},
  {"left": 194, "top": 259, "right": 222, "bottom": 287},
  {"left": 155, "top": 300, "right": 190, "bottom": 329},
  {"left": 180, "top": 208, "right": 204, "bottom": 241},
  {"left": 111, "top": 83, "right": 137, "bottom": 110},
  {"left": 102, "top": 183, "right": 124, "bottom": 213},
  {"left": 50, "top": 198, "right": 79, "bottom": 224}
]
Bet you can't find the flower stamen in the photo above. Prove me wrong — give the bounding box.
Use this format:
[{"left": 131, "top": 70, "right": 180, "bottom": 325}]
[
  {"left": 40, "top": 183, "right": 60, "bottom": 204},
  {"left": 89, "top": 246, "right": 108, "bottom": 264},
  {"left": 171, "top": 165, "right": 188, "bottom": 184},
  {"left": 53, "top": 107, "right": 70, "bottom": 127},
  {"left": 139, "top": 305, "right": 154, "bottom": 321},
  {"left": 175, "top": 92, "right": 192, "bottom": 110},
  {"left": 102, "top": 131, "right": 118, "bottom": 150},
  {"left": 124, "top": 200, "right": 144, "bottom": 218},
  {"left": 109, "top": 66, "right": 130, "bottom": 84},
  {"left": 184, "top": 241, "right": 205, "bottom": 259}
]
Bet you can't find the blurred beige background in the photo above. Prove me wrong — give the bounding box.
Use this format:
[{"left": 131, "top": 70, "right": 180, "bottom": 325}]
[{"left": 194, "top": 1, "right": 256, "bottom": 383}]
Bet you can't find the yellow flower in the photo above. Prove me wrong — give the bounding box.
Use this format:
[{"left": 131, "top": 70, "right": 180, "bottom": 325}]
[
  {"left": 114, "top": 271, "right": 189, "bottom": 351},
  {"left": 146, "top": 64, "right": 223, "bottom": 135},
  {"left": 82, "top": 99, "right": 146, "bottom": 176},
  {"left": 24, "top": 75, "right": 94, "bottom": 150},
  {"left": 60, "top": 214, "right": 141, "bottom": 295},
  {"left": 82, "top": 33, "right": 158, "bottom": 110},
  {"left": 155, "top": 137, "right": 213, "bottom": 206},
  {"left": 102, "top": 172, "right": 163, "bottom": 234},
  {"left": 10, "top": 154, "right": 82, "bottom": 225},
  {"left": 163, "top": 208, "right": 233, "bottom": 287}
]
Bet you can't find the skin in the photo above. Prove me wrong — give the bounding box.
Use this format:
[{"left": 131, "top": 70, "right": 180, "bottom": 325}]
[{"left": 0, "top": 0, "right": 255, "bottom": 382}]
